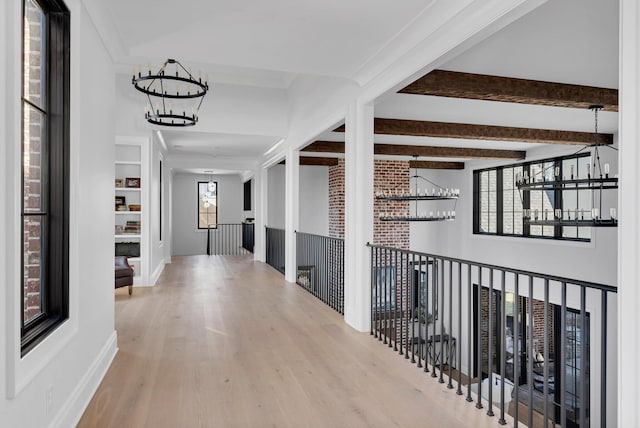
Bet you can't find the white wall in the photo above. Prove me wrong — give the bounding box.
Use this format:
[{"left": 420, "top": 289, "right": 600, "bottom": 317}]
[
  {"left": 299, "top": 166, "right": 329, "bottom": 236},
  {"left": 1, "top": 1, "right": 117, "bottom": 426},
  {"left": 267, "top": 165, "right": 286, "bottom": 229},
  {"left": 171, "top": 173, "right": 244, "bottom": 256},
  {"left": 267, "top": 164, "right": 329, "bottom": 235},
  {"left": 149, "top": 133, "right": 167, "bottom": 283}
]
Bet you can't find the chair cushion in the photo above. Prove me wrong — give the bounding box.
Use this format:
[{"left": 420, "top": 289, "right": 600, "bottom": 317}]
[{"left": 115, "top": 265, "right": 133, "bottom": 279}]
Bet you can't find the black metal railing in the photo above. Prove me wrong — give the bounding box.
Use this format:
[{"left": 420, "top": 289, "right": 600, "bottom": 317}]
[
  {"left": 205, "top": 224, "right": 252, "bottom": 256},
  {"left": 242, "top": 222, "right": 255, "bottom": 253},
  {"left": 368, "top": 243, "right": 616, "bottom": 428},
  {"left": 265, "top": 227, "right": 285, "bottom": 274},
  {"left": 295, "top": 231, "right": 345, "bottom": 314}
]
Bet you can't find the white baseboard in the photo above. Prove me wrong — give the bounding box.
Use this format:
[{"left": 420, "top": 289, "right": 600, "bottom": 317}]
[
  {"left": 50, "top": 330, "right": 118, "bottom": 428},
  {"left": 164, "top": 256, "right": 172, "bottom": 264},
  {"left": 149, "top": 261, "right": 165, "bottom": 285}
]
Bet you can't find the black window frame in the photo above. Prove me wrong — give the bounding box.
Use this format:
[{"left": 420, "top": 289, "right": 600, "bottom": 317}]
[
  {"left": 197, "top": 180, "right": 218, "bottom": 230},
  {"left": 473, "top": 152, "right": 591, "bottom": 242},
  {"left": 21, "top": 0, "right": 70, "bottom": 355}
]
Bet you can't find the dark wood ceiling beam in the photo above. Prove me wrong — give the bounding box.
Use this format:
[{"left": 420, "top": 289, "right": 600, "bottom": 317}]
[
  {"left": 279, "top": 156, "right": 339, "bottom": 166},
  {"left": 409, "top": 160, "right": 465, "bottom": 170},
  {"left": 302, "top": 141, "right": 345, "bottom": 153},
  {"left": 302, "top": 141, "right": 524, "bottom": 160},
  {"left": 333, "top": 118, "right": 612, "bottom": 146},
  {"left": 375, "top": 144, "right": 524, "bottom": 160},
  {"left": 399, "top": 69, "right": 619, "bottom": 112}
]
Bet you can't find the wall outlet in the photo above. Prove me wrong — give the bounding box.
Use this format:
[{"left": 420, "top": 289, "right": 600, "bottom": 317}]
[{"left": 46, "top": 386, "right": 53, "bottom": 415}]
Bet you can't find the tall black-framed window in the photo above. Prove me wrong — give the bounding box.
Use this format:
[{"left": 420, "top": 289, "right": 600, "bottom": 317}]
[
  {"left": 21, "top": 0, "right": 70, "bottom": 355},
  {"left": 473, "top": 153, "right": 591, "bottom": 241},
  {"left": 197, "top": 181, "right": 218, "bottom": 229}
]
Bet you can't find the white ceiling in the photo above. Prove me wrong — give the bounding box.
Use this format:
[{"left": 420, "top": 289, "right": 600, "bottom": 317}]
[
  {"left": 95, "top": 0, "right": 619, "bottom": 166},
  {"left": 104, "top": 0, "right": 435, "bottom": 79}
]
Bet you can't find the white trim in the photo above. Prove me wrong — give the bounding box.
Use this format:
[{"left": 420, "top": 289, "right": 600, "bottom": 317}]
[
  {"left": 50, "top": 331, "right": 118, "bottom": 428},
  {"left": 149, "top": 261, "right": 165, "bottom": 286},
  {"left": 618, "top": 0, "right": 640, "bottom": 424}
]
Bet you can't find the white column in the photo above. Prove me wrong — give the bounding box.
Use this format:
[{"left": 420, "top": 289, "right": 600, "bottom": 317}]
[
  {"left": 284, "top": 147, "right": 300, "bottom": 282},
  {"left": 253, "top": 165, "right": 268, "bottom": 262},
  {"left": 344, "top": 100, "right": 374, "bottom": 332},
  {"left": 618, "top": 0, "right": 640, "bottom": 425}
]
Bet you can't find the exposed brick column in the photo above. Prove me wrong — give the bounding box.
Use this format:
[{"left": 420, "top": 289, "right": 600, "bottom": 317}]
[
  {"left": 373, "top": 160, "right": 410, "bottom": 249},
  {"left": 328, "top": 158, "right": 410, "bottom": 249},
  {"left": 328, "top": 159, "right": 345, "bottom": 239}
]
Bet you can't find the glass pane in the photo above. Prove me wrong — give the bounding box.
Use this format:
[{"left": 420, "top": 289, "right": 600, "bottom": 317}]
[
  {"left": 23, "top": 0, "right": 46, "bottom": 109},
  {"left": 578, "top": 156, "right": 591, "bottom": 179},
  {"left": 578, "top": 227, "right": 591, "bottom": 240},
  {"left": 514, "top": 212, "right": 524, "bottom": 235},
  {"left": 23, "top": 104, "right": 46, "bottom": 213},
  {"left": 530, "top": 224, "right": 542, "bottom": 236},
  {"left": 563, "top": 226, "right": 578, "bottom": 239},
  {"left": 23, "top": 215, "right": 44, "bottom": 322},
  {"left": 489, "top": 187, "right": 497, "bottom": 212},
  {"left": 198, "top": 181, "right": 217, "bottom": 228},
  {"left": 503, "top": 212, "right": 514, "bottom": 234},
  {"left": 563, "top": 158, "right": 578, "bottom": 180},
  {"left": 488, "top": 170, "right": 497, "bottom": 193},
  {"left": 480, "top": 191, "right": 488, "bottom": 212},
  {"left": 488, "top": 212, "right": 497, "bottom": 233},
  {"left": 503, "top": 167, "right": 514, "bottom": 191},
  {"left": 480, "top": 171, "right": 488, "bottom": 192},
  {"left": 480, "top": 212, "right": 489, "bottom": 233}
]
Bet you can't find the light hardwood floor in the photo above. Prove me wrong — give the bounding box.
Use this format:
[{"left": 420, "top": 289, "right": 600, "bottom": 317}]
[{"left": 79, "top": 255, "right": 513, "bottom": 428}]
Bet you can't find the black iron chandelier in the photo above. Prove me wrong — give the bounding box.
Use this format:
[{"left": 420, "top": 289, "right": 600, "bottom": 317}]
[
  {"left": 132, "top": 59, "right": 208, "bottom": 127},
  {"left": 377, "top": 156, "right": 460, "bottom": 222},
  {"left": 515, "top": 105, "right": 618, "bottom": 227}
]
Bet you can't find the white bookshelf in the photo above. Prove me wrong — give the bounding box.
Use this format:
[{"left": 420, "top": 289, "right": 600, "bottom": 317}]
[{"left": 115, "top": 136, "right": 149, "bottom": 285}]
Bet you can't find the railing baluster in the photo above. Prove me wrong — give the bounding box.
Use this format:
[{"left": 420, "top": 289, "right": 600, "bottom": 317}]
[
  {"left": 476, "top": 267, "right": 483, "bottom": 409},
  {"left": 405, "top": 251, "right": 410, "bottom": 359},
  {"left": 417, "top": 255, "right": 424, "bottom": 369},
  {"left": 513, "top": 273, "right": 519, "bottom": 428},
  {"left": 580, "top": 284, "right": 587, "bottom": 428},
  {"left": 448, "top": 260, "right": 453, "bottom": 389},
  {"left": 543, "top": 279, "right": 549, "bottom": 428},
  {"left": 527, "top": 276, "right": 533, "bottom": 428},
  {"left": 499, "top": 270, "right": 506, "bottom": 425},
  {"left": 399, "top": 251, "right": 405, "bottom": 356},
  {"left": 466, "top": 264, "right": 473, "bottom": 403},
  {"left": 457, "top": 261, "right": 463, "bottom": 396},
  {"left": 439, "top": 258, "right": 445, "bottom": 384},
  {"left": 394, "top": 249, "right": 398, "bottom": 351},
  {"left": 411, "top": 252, "right": 416, "bottom": 364},
  {"left": 370, "top": 244, "right": 375, "bottom": 336},
  {"left": 560, "top": 281, "right": 567, "bottom": 427},
  {"left": 487, "top": 268, "right": 494, "bottom": 416},
  {"left": 601, "top": 290, "right": 608, "bottom": 428}
]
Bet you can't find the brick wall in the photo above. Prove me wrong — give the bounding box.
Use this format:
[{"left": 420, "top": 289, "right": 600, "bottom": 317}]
[
  {"left": 327, "top": 159, "right": 410, "bottom": 248},
  {"left": 328, "top": 159, "right": 345, "bottom": 239},
  {"left": 23, "top": 1, "right": 44, "bottom": 322}
]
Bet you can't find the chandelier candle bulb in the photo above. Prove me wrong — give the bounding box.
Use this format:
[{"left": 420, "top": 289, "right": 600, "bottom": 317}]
[
  {"left": 604, "top": 163, "right": 610, "bottom": 177},
  {"left": 555, "top": 209, "right": 562, "bottom": 219},
  {"left": 592, "top": 208, "right": 599, "bottom": 219},
  {"left": 555, "top": 167, "right": 560, "bottom": 178},
  {"left": 610, "top": 208, "right": 617, "bottom": 219}
]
